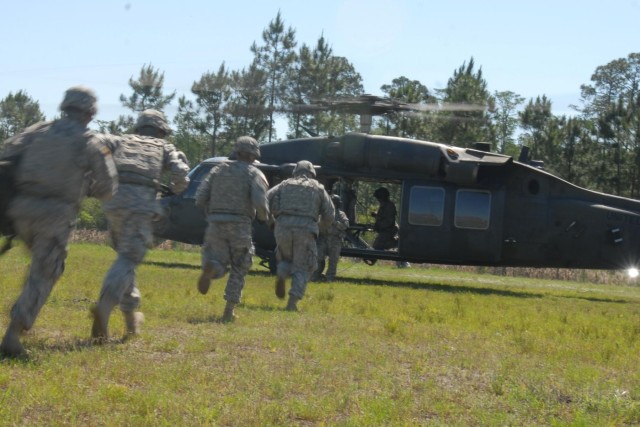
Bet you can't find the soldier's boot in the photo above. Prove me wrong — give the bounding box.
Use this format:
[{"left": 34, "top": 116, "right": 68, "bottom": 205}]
[
  {"left": 123, "top": 311, "right": 145, "bottom": 336},
  {"left": 275, "top": 275, "right": 286, "bottom": 299},
  {"left": 90, "top": 304, "right": 110, "bottom": 343},
  {"left": 0, "top": 320, "right": 26, "bottom": 358},
  {"left": 197, "top": 263, "right": 215, "bottom": 295},
  {"left": 221, "top": 302, "right": 237, "bottom": 323},
  {"left": 286, "top": 296, "right": 300, "bottom": 312}
]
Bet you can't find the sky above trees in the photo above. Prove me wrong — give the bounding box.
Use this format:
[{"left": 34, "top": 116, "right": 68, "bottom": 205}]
[{"left": 1, "top": 0, "right": 638, "bottom": 125}]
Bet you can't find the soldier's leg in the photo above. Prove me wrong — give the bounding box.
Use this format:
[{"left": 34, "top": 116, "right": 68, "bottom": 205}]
[
  {"left": 288, "top": 232, "right": 318, "bottom": 310},
  {"left": 223, "top": 229, "right": 253, "bottom": 322},
  {"left": 117, "top": 213, "right": 153, "bottom": 336},
  {"left": 326, "top": 240, "right": 341, "bottom": 281},
  {"left": 274, "top": 224, "right": 294, "bottom": 299},
  {"left": 92, "top": 253, "right": 136, "bottom": 340},
  {"left": 198, "top": 222, "right": 229, "bottom": 295},
  {"left": 1, "top": 229, "right": 69, "bottom": 356},
  {"left": 311, "top": 237, "right": 327, "bottom": 281}
]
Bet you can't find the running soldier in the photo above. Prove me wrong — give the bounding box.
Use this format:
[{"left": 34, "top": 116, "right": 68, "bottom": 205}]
[
  {"left": 0, "top": 86, "right": 118, "bottom": 357},
  {"left": 195, "top": 136, "right": 270, "bottom": 322},
  {"left": 91, "top": 109, "right": 190, "bottom": 341},
  {"left": 313, "top": 194, "right": 349, "bottom": 282},
  {"left": 267, "top": 161, "right": 334, "bottom": 311}
]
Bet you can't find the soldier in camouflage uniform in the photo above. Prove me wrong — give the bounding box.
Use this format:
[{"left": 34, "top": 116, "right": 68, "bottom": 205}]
[
  {"left": 91, "top": 109, "right": 190, "bottom": 341},
  {"left": 267, "top": 161, "right": 334, "bottom": 311},
  {"left": 313, "top": 194, "right": 349, "bottom": 282},
  {"left": 0, "top": 86, "right": 118, "bottom": 357},
  {"left": 195, "top": 136, "right": 270, "bottom": 322}
]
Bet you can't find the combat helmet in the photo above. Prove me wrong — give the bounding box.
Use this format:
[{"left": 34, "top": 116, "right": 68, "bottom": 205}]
[
  {"left": 373, "top": 187, "right": 390, "bottom": 201},
  {"left": 293, "top": 160, "right": 316, "bottom": 178},
  {"left": 135, "top": 109, "right": 171, "bottom": 135},
  {"left": 234, "top": 136, "right": 261, "bottom": 159},
  {"left": 59, "top": 86, "right": 97, "bottom": 115},
  {"left": 331, "top": 194, "right": 342, "bottom": 208}
]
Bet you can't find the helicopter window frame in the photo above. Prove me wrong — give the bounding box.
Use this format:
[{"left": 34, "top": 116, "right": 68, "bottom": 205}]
[
  {"left": 407, "top": 186, "right": 445, "bottom": 227},
  {"left": 182, "top": 163, "right": 213, "bottom": 199},
  {"left": 454, "top": 189, "right": 491, "bottom": 230}
]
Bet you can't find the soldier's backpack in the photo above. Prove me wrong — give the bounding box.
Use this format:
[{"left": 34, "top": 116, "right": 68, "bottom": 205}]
[{"left": 0, "top": 153, "right": 21, "bottom": 254}]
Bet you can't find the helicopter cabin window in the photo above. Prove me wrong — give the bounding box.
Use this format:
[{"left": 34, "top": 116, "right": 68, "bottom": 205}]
[
  {"left": 454, "top": 190, "right": 491, "bottom": 230},
  {"left": 408, "top": 186, "right": 444, "bottom": 226},
  {"left": 182, "top": 163, "right": 213, "bottom": 199}
]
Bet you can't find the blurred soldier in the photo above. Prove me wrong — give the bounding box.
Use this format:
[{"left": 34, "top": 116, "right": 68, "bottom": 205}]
[
  {"left": 267, "top": 161, "right": 334, "bottom": 311},
  {"left": 91, "top": 109, "right": 190, "bottom": 341},
  {"left": 195, "top": 136, "right": 270, "bottom": 322},
  {"left": 0, "top": 86, "right": 118, "bottom": 357},
  {"left": 371, "top": 187, "right": 410, "bottom": 268},
  {"left": 313, "top": 194, "right": 349, "bottom": 282}
]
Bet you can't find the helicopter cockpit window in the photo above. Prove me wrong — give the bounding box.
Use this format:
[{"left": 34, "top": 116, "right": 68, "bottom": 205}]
[
  {"left": 454, "top": 190, "right": 491, "bottom": 230},
  {"left": 182, "top": 163, "right": 213, "bottom": 199},
  {"left": 408, "top": 186, "right": 444, "bottom": 226}
]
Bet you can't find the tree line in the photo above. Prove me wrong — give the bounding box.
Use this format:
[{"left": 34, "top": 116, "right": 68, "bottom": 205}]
[{"left": 1, "top": 12, "right": 639, "bottom": 199}]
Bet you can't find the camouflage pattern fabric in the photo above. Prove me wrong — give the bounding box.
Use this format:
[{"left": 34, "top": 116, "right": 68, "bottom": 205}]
[
  {"left": 1, "top": 117, "right": 117, "bottom": 332},
  {"left": 315, "top": 208, "right": 349, "bottom": 281},
  {"left": 267, "top": 175, "right": 334, "bottom": 299},
  {"left": 97, "top": 135, "right": 190, "bottom": 319},
  {"left": 273, "top": 223, "right": 318, "bottom": 298},
  {"left": 373, "top": 200, "right": 399, "bottom": 250},
  {"left": 201, "top": 221, "right": 254, "bottom": 304},
  {"left": 196, "top": 160, "right": 269, "bottom": 304}
]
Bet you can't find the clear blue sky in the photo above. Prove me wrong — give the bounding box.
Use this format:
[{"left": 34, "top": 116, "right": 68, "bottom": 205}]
[{"left": 1, "top": 0, "right": 638, "bottom": 132}]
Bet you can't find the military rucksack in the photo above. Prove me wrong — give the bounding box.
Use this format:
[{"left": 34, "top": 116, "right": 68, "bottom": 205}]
[{"left": 0, "top": 153, "right": 21, "bottom": 254}]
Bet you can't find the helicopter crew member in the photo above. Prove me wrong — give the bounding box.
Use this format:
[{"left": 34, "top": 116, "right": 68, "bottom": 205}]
[
  {"left": 195, "top": 136, "right": 270, "bottom": 322},
  {"left": 91, "top": 109, "right": 190, "bottom": 341},
  {"left": 313, "top": 194, "right": 350, "bottom": 282},
  {"left": 0, "top": 86, "right": 118, "bottom": 357},
  {"left": 267, "top": 160, "right": 334, "bottom": 311},
  {"left": 371, "top": 187, "right": 410, "bottom": 268}
]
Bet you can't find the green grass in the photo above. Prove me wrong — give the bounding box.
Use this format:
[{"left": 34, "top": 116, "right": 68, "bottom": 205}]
[{"left": 1, "top": 242, "right": 640, "bottom": 425}]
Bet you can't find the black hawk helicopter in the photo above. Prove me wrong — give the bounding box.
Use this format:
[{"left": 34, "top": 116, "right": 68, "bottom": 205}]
[{"left": 154, "top": 95, "right": 640, "bottom": 274}]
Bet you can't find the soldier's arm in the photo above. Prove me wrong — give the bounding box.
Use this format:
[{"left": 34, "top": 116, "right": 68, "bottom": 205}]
[
  {"left": 194, "top": 170, "right": 213, "bottom": 209},
  {"left": 85, "top": 138, "right": 119, "bottom": 201},
  {"left": 251, "top": 170, "right": 270, "bottom": 222},
  {"left": 163, "top": 143, "right": 190, "bottom": 194},
  {"left": 336, "top": 210, "right": 350, "bottom": 231},
  {"left": 318, "top": 188, "right": 335, "bottom": 230}
]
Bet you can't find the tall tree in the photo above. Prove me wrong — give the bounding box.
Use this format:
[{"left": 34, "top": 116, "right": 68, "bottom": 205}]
[
  {"left": 225, "top": 63, "right": 270, "bottom": 144},
  {"left": 435, "top": 57, "right": 494, "bottom": 147},
  {"left": 489, "top": 90, "right": 525, "bottom": 155},
  {"left": 0, "top": 90, "right": 45, "bottom": 143},
  {"left": 519, "top": 95, "right": 555, "bottom": 162},
  {"left": 173, "top": 96, "right": 209, "bottom": 163},
  {"left": 379, "top": 76, "right": 437, "bottom": 139},
  {"left": 119, "top": 63, "right": 176, "bottom": 113},
  {"left": 250, "top": 11, "right": 297, "bottom": 142},
  {"left": 578, "top": 53, "right": 640, "bottom": 196},
  {"left": 286, "top": 35, "right": 363, "bottom": 138},
  {"left": 176, "top": 63, "right": 232, "bottom": 157}
]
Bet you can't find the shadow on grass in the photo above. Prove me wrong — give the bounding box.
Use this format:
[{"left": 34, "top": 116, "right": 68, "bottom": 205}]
[
  {"left": 1, "top": 336, "right": 133, "bottom": 363},
  {"left": 143, "top": 260, "right": 200, "bottom": 270},
  {"left": 186, "top": 314, "right": 227, "bottom": 325},
  {"left": 249, "top": 270, "right": 631, "bottom": 304}
]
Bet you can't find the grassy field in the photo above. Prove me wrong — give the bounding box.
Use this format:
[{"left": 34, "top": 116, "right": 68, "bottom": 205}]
[{"left": 0, "top": 242, "right": 639, "bottom": 426}]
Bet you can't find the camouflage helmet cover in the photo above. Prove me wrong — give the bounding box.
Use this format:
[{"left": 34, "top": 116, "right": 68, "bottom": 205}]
[
  {"left": 135, "top": 109, "right": 171, "bottom": 135},
  {"left": 293, "top": 160, "right": 316, "bottom": 177},
  {"left": 331, "top": 194, "right": 342, "bottom": 208},
  {"left": 234, "top": 136, "right": 261, "bottom": 158},
  {"left": 59, "top": 85, "right": 97, "bottom": 115}
]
